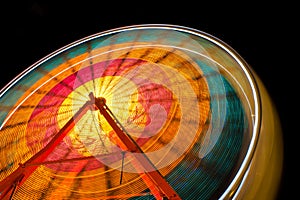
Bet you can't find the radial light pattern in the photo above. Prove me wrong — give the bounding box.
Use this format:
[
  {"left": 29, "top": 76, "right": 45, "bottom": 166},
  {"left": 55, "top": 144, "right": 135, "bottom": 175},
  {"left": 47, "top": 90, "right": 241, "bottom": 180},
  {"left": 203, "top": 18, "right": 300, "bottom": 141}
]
[{"left": 0, "top": 25, "right": 258, "bottom": 199}]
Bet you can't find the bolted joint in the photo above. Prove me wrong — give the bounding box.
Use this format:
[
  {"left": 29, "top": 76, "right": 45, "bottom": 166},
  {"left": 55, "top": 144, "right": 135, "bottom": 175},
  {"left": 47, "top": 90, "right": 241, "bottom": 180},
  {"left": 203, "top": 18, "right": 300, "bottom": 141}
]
[{"left": 95, "top": 97, "right": 106, "bottom": 106}]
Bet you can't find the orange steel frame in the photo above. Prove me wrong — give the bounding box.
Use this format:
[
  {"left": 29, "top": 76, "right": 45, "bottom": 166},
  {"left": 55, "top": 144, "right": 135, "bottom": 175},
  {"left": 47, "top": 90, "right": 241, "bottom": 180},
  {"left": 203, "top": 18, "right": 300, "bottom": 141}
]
[
  {"left": 0, "top": 100, "right": 92, "bottom": 200},
  {"left": 0, "top": 93, "right": 181, "bottom": 200}
]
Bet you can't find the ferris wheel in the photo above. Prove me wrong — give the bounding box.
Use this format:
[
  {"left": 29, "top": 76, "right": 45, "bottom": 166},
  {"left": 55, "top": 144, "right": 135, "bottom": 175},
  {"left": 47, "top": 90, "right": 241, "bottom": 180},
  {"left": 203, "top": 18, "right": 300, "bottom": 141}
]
[{"left": 0, "top": 24, "right": 283, "bottom": 200}]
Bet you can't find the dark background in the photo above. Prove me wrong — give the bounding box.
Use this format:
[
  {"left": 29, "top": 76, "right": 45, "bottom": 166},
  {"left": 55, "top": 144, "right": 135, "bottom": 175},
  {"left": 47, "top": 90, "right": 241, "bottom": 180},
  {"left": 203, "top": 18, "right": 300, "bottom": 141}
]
[{"left": 0, "top": 1, "right": 295, "bottom": 199}]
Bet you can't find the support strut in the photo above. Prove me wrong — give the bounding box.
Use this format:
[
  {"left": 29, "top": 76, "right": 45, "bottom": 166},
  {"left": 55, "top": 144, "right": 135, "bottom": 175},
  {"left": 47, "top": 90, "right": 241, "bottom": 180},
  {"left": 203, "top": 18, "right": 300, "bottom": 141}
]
[
  {"left": 0, "top": 101, "right": 92, "bottom": 200},
  {"left": 90, "top": 93, "right": 181, "bottom": 200}
]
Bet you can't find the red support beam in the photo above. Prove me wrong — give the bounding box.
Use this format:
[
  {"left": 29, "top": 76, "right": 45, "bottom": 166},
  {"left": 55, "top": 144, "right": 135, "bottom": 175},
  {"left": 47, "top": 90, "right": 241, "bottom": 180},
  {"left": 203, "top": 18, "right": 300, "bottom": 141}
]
[
  {"left": 91, "top": 93, "right": 181, "bottom": 200},
  {"left": 0, "top": 101, "right": 92, "bottom": 200}
]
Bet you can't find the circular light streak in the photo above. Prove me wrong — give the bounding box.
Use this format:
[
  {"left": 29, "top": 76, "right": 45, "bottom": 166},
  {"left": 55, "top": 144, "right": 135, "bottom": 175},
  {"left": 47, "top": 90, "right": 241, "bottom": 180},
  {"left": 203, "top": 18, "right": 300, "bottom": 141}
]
[{"left": 0, "top": 24, "right": 278, "bottom": 200}]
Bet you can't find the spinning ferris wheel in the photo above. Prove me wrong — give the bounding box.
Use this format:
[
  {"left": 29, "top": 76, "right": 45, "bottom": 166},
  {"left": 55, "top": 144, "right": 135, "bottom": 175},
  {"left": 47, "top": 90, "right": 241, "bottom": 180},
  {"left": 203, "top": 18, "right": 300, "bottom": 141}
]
[{"left": 0, "top": 24, "right": 283, "bottom": 200}]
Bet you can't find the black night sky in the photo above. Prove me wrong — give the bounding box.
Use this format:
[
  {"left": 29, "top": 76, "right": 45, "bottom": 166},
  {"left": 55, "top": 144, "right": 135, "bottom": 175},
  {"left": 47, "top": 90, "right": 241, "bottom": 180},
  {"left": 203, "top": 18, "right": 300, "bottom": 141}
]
[{"left": 0, "top": 1, "right": 295, "bottom": 199}]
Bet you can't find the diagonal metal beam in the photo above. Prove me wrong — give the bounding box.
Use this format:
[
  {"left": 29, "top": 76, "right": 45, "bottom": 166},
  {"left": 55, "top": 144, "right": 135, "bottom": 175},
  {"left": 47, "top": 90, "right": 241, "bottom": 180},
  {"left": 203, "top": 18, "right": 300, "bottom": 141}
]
[
  {"left": 90, "top": 93, "right": 181, "bottom": 200},
  {"left": 0, "top": 100, "right": 92, "bottom": 200}
]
